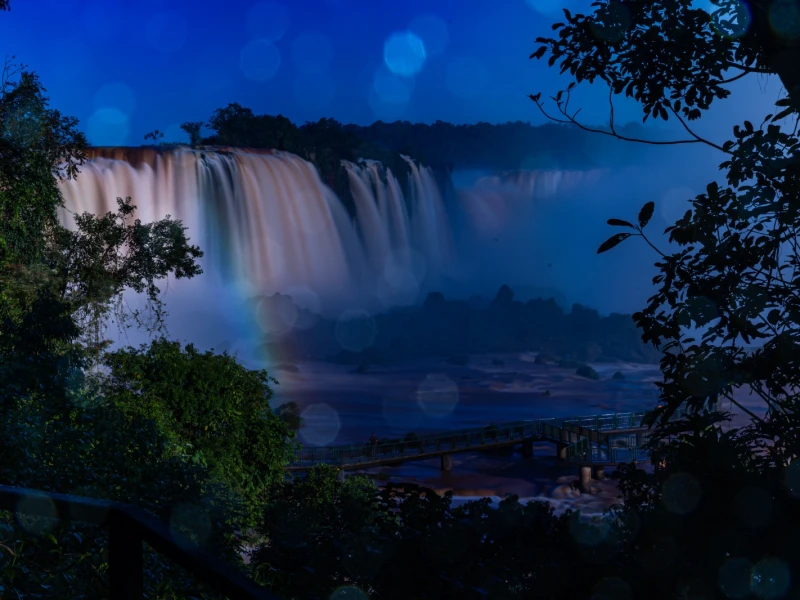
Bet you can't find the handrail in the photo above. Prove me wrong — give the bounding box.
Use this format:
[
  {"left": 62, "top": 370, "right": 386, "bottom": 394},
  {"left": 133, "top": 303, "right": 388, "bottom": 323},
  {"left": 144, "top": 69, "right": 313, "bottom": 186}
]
[
  {"left": 0, "top": 485, "right": 280, "bottom": 600},
  {"left": 291, "top": 410, "right": 651, "bottom": 467}
]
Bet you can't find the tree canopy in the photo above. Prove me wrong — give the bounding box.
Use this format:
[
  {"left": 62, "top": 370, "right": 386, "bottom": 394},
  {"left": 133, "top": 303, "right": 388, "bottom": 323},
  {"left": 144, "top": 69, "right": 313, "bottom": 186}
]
[{"left": 530, "top": 0, "right": 800, "bottom": 596}]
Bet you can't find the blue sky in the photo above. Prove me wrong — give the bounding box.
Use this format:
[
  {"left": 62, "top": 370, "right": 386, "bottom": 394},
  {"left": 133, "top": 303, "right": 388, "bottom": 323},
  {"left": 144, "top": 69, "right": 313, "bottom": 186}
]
[{"left": 0, "top": 0, "right": 777, "bottom": 146}]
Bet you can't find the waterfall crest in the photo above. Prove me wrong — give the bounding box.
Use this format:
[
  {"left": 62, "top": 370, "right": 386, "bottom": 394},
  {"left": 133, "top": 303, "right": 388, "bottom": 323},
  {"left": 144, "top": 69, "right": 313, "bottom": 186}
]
[{"left": 57, "top": 147, "right": 455, "bottom": 310}]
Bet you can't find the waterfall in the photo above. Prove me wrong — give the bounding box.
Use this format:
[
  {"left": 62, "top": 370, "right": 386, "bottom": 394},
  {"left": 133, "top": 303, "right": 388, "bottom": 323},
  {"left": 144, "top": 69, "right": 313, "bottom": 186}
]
[
  {"left": 57, "top": 147, "right": 456, "bottom": 312},
  {"left": 457, "top": 169, "right": 606, "bottom": 238}
]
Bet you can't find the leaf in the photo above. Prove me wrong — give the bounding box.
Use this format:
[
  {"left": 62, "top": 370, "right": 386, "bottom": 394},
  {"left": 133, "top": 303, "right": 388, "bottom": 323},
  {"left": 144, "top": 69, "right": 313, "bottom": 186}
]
[
  {"left": 767, "top": 309, "right": 781, "bottom": 325},
  {"left": 638, "top": 201, "right": 655, "bottom": 228},
  {"left": 597, "top": 233, "right": 633, "bottom": 254},
  {"left": 607, "top": 218, "right": 635, "bottom": 228},
  {"left": 772, "top": 107, "right": 796, "bottom": 122}
]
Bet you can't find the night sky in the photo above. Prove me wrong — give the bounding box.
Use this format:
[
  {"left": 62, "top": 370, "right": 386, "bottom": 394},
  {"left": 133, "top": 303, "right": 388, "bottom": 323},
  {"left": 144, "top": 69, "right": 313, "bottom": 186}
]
[{"left": 0, "top": 0, "right": 777, "bottom": 146}]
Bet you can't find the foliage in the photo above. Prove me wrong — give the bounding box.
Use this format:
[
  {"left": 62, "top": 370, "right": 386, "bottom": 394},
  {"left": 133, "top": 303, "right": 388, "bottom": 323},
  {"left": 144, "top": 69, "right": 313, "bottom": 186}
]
[
  {"left": 256, "top": 284, "right": 659, "bottom": 366},
  {"left": 274, "top": 400, "right": 304, "bottom": 432},
  {"left": 99, "top": 338, "right": 296, "bottom": 521},
  {"left": 252, "top": 470, "right": 616, "bottom": 599},
  {"left": 180, "top": 121, "right": 204, "bottom": 146},
  {"left": 0, "top": 59, "right": 86, "bottom": 266},
  {"left": 0, "top": 389, "right": 245, "bottom": 599},
  {"left": 0, "top": 21, "right": 270, "bottom": 598},
  {"left": 531, "top": 0, "right": 800, "bottom": 596},
  {"left": 143, "top": 129, "right": 165, "bottom": 143},
  {"left": 46, "top": 196, "right": 203, "bottom": 361},
  {"left": 344, "top": 118, "right": 662, "bottom": 171}
]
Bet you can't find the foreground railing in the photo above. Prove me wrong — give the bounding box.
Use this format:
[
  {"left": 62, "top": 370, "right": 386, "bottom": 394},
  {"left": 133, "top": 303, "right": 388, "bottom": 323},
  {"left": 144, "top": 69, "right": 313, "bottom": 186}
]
[
  {"left": 291, "top": 410, "right": 650, "bottom": 467},
  {"left": 0, "top": 485, "right": 279, "bottom": 600}
]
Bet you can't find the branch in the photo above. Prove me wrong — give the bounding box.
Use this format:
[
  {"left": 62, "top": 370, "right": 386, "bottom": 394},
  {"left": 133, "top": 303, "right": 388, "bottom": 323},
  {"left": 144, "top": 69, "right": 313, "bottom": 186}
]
[
  {"left": 529, "top": 86, "right": 727, "bottom": 151},
  {"left": 724, "top": 61, "right": 773, "bottom": 75},
  {"left": 717, "top": 70, "right": 753, "bottom": 85},
  {"left": 666, "top": 105, "right": 729, "bottom": 153}
]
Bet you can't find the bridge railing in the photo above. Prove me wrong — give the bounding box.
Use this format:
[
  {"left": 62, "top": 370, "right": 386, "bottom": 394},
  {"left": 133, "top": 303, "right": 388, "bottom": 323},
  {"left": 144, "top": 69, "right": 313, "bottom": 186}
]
[
  {"left": 291, "top": 410, "right": 650, "bottom": 467},
  {"left": 0, "top": 485, "right": 279, "bottom": 600}
]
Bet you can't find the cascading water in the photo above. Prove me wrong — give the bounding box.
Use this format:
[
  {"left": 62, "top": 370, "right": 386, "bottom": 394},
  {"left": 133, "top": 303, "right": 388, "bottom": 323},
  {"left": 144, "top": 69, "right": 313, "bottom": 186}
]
[
  {"left": 57, "top": 147, "right": 455, "bottom": 312},
  {"left": 56, "top": 148, "right": 605, "bottom": 362},
  {"left": 457, "top": 169, "right": 606, "bottom": 238}
]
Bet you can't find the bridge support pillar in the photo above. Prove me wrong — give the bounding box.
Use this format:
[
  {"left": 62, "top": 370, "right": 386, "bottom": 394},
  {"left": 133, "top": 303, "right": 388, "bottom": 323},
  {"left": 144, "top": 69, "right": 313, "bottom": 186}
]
[
  {"left": 578, "top": 465, "right": 592, "bottom": 494},
  {"left": 592, "top": 465, "right": 606, "bottom": 480},
  {"left": 556, "top": 442, "right": 567, "bottom": 462},
  {"left": 522, "top": 438, "right": 534, "bottom": 458},
  {"left": 337, "top": 469, "right": 346, "bottom": 482},
  {"left": 441, "top": 454, "right": 453, "bottom": 471}
]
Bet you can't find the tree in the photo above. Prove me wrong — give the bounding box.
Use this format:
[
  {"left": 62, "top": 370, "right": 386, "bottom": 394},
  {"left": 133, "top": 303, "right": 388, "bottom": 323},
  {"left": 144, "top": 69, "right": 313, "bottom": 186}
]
[
  {"left": 0, "top": 10, "right": 266, "bottom": 596},
  {"left": 531, "top": 0, "right": 800, "bottom": 437},
  {"left": 531, "top": 0, "right": 800, "bottom": 596},
  {"left": 99, "top": 339, "right": 296, "bottom": 522},
  {"left": 143, "top": 129, "right": 165, "bottom": 142},
  {"left": 180, "top": 120, "right": 204, "bottom": 146},
  {"left": 274, "top": 400, "right": 304, "bottom": 432},
  {"left": 251, "top": 469, "right": 606, "bottom": 599}
]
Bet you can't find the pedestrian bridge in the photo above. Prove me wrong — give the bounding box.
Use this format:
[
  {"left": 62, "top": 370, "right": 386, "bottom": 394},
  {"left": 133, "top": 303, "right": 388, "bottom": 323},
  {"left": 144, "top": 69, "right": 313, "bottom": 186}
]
[{"left": 288, "top": 409, "right": 684, "bottom": 491}]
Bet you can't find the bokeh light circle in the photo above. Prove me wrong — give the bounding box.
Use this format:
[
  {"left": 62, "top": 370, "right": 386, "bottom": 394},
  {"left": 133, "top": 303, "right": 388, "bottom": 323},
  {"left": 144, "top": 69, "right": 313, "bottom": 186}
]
[
  {"left": 146, "top": 12, "right": 189, "bottom": 54},
  {"left": 240, "top": 39, "right": 282, "bottom": 82},
  {"left": 372, "top": 66, "right": 415, "bottom": 104},
  {"left": 750, "top": 557, "right": 791, "bottom": 599},
  {"left": 93, "top": 82, "right": 136, "bottom": 117},
  {"left": 256, "top": 294, "right": 298, "bottom": 336},
  {"left": 660, "top": 471, "right": 703, "bottom": 515},
  {"left": 300, "top": 403, "right": 341, "bottom": 446},
  {"left": 416, "top": 373, "right": 459, "bottom": 417},
  {"left": 292, "top": 71, "right": 337, "bottom": 113},
  {"left": 283, "top": 285, "right": 322, "bottom": 315},
  {"left": 409, "top": 14, "right": 449, "bottom": 57},
  {"left": 588, "top": 2, "right": 632, "bottom": 43},
  {"left": 770, "top": 0, "right": 800, "bottom": 39},
  {"left": 16, "top": 494, "right": 58, "bottom": 536},
  {"left": 719, "top": 557, "right": 753, "bottom": 599},
  {"left": 246, "top": 1, "right": 290, "bottom": 42},
  {"left": 709, "top": 0, "right": 752, "bottom": 40},
  {"left": 169, "top": 503, "right": 213, "bottom": 549},
  {"left": 87, "top": 108, "right": 129, "bottom": 146},
  {"left": 291, "top": 31, "right": 335, "bottom": 74},
  {"left": 335, "top": 309, "right": 377, "bottom": 352},
  {"left": 329, "top": 585, "right": 368, "bottom": 600},
  {"left": 383, "top": 32, "right": 427, "bottom": 77}
]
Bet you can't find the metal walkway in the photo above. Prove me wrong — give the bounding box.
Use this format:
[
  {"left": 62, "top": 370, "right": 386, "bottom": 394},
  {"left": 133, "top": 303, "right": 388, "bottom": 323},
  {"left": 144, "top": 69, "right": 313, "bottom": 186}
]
[{"left": 288, "top": 409, "right": 680, "bottom": 471}]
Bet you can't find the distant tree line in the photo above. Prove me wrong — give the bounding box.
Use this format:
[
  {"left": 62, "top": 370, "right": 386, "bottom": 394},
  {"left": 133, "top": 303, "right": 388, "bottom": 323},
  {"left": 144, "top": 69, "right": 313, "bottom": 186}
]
[
  {"left": 256, "top": 284, "right": 662, "bottom": 366},
  {"left": 140, "top": 105, "right": 662, "bottom": 219}
]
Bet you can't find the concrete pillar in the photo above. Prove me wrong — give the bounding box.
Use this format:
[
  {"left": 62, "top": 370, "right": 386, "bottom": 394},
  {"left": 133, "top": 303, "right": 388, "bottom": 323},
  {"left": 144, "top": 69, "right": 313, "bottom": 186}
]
[
  {"left": 592, "top": 465, "right": 606, "bottom": 480},
  {"left": 578, "top": 465, "right": 592, "bottom": 494},
  {"left": 337, "top": 469, "right": 346, "bottom": 482},
  {"left": 441, "top": 454, "right": 453, "bottom": 471},
  {"left": 522, "top": 438, "right": 534, "bottom": 458},
  {"left": 556, "top": 442, "right": 567, "bottom": 462}
]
